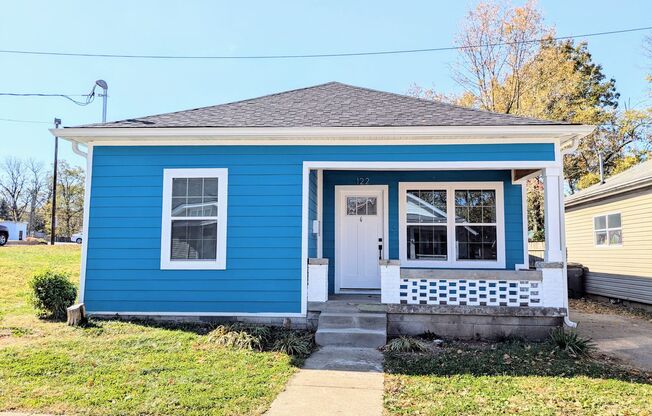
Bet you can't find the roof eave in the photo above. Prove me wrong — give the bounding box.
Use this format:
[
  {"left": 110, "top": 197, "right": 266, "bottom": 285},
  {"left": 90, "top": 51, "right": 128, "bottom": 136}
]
[
  {"left": 51, "top": 125, "right": 595, "bottom": 144},
  {"left": 565, "top": 176, "right": 652, "bottom": 208}
]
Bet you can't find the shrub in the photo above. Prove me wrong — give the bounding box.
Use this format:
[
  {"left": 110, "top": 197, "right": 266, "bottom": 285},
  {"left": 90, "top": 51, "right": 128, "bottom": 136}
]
[
  {"left": 29, "top": 270, "right": 77, "bottom": 320},
  {"left": 271, "top": 331, "right": 314, "bottom": 357},
  {"left": 207, "top": 325, "right": 263, "bottom": 351},
  {"left": 384, "top": 336, "right": 430, "bottom": 353},
  {"left": 549, "top": 327, "right": 595, "bottom": 357}
]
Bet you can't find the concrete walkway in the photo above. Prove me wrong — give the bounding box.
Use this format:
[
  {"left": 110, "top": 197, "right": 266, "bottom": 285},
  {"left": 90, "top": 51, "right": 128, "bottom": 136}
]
[
  {"left": 571, "top": 308, "right": 652, "bottom": 372},
  {"left": 265, "top": 346, "right": 384, "bottom": 415}
]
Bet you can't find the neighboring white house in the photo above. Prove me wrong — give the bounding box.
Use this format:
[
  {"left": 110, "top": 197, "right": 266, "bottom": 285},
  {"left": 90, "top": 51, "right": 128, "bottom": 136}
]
[{"left": 0, "top": 221, "right": 28, "bottom": 240}]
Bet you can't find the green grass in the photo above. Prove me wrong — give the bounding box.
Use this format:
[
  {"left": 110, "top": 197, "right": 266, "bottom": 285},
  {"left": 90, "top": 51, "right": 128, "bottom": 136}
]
[
  {"left": 384, "top": 340, "right": 652, "bottom": 416},
  {"left": 0, "top": 246, "right": 296, "bottom": 415}
]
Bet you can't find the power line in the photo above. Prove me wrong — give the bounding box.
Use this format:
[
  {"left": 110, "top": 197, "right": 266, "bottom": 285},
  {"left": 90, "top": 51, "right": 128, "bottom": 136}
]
[
  {"left": 0, "top": 91, "right": 96, "bottom": 106},
  {"left": 0, "top": 117, "right": 51, "bottom": 124},
  {"left": 0, "top": 26, "right": 649, "bottom": 60}
]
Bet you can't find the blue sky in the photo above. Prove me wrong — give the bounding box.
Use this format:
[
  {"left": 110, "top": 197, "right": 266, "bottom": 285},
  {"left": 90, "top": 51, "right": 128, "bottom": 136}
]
[{"left": 1, "top": 0, "right": 650, "bottom": 167}]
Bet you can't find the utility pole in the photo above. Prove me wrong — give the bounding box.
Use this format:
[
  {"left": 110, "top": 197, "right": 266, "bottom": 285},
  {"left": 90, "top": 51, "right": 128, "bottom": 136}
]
[
  {"left": 95, "top": 80, "right": 108, "bottom": 123},
  {"left": 50, "top": 118, "right": 61, "bottom": 245}
]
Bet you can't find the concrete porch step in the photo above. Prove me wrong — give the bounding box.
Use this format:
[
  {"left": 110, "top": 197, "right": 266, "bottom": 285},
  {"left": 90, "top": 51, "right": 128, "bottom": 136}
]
[
  {"left": 318, "top": 312, "right": 387, "bottom": 331},
  {"left": 315, "top": 327, "right": 387, "bottom": 348}
]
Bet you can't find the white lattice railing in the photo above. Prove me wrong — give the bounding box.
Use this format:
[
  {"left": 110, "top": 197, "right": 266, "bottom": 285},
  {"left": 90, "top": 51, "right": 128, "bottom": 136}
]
[{"left": 398, "top": 278, "right": 541, "bottom": 307}]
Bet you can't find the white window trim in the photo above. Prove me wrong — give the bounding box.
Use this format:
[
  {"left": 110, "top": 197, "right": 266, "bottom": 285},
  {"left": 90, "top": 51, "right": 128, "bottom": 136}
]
[
  {"left": 398, "top": 181, "right": 506, "bottom": 269},
  {"left": 160, "top": 168, "right": 228, "bottom": 270},
  {"left": 593, "top": 212, "right": 622, "bottom": 248}
]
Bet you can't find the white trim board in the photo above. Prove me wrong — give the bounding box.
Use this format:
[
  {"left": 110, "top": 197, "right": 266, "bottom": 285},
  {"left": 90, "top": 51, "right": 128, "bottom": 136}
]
[
  {"left": 78, "top": 144, "right": 94, "bottom": 303},
  {"left": 52, "top": 125, "right": 595, "bottom": 144},
  {"left": 334, "top": 185, "right": 389, "bottom": 294}
]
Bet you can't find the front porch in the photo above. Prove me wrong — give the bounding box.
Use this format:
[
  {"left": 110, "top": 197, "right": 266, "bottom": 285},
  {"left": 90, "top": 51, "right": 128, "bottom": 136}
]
[{"left": 303, "top": 161, "right": 569, "bottom": 340}]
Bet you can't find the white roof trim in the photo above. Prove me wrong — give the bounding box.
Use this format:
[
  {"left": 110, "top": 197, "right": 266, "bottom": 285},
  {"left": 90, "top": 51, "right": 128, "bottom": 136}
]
[{"left": 51, "top": 125, "right": 595, "bottom": 145}]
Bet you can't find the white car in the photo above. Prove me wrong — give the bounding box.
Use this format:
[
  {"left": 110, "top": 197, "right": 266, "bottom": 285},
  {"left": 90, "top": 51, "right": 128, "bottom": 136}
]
[{"left": 71, "top": 233, "right": 83, "bottom": 244}]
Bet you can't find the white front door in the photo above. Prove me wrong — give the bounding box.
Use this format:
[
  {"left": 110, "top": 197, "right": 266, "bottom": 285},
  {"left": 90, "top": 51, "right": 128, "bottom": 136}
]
[{"left": 335, "top": 186, "right": 387, "bottom": 292}]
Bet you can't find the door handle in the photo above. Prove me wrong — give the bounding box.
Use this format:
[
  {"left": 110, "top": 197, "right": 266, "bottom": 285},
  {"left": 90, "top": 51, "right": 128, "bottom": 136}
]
[{"left": 378, "top": 237, "right": 383, "bottom": 260}]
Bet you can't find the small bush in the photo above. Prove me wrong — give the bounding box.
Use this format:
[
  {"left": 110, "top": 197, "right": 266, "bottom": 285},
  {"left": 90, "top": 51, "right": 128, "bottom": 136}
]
[
  {"left": 207, "top": 325, "right": 263, "bottom": 351},
  {"left": 272, "top": 331, "right": 314, "bottom": 357},
  {"left": 29, "top": 270, "right": 77, "bottom": 320},
  {"left": 384, "top": 336, "right": 430, "bottom": 353},
  {"left": 417, "top": 330, "right": 440, "bottom": 341},
  {"left": 549, "top": 327, "right": 595, "bottom": 357}
]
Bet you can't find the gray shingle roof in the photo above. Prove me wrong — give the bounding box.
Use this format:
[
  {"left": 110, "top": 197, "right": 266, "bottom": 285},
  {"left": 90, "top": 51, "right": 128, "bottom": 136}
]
[
  {"left": 566, "top": 159, "right": 652, "bottom": 206},
  {"left": 77, "top": 81, "right": 568, "bottom": 128}
]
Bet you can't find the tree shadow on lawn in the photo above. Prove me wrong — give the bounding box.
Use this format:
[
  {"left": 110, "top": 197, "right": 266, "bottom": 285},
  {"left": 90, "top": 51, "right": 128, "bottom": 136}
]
[{"left": 384, "top": 339, "right": 652, "bottom": 385}]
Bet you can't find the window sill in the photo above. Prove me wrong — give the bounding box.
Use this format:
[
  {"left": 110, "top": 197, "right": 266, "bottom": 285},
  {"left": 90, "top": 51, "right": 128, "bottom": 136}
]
[{"left": 160, "top": 260, "right": 226, "bottom": 270}]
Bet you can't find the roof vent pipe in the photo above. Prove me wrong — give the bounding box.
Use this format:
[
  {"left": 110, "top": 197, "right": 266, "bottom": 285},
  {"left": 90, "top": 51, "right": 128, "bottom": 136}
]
[{"left": 598, "top": 153, "right": 605, "bottom": 184}]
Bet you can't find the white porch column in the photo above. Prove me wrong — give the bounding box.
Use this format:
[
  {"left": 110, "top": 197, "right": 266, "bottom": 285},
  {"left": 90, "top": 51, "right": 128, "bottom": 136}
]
[
  {"left": 307, "top": 258, "right": 329, "bottom": 302},
  {"left": 543, "top": 167, "right": 563, "bottom": 263},
  {"left": 380, "top": 260, "right": 400, "bottom": 304}
]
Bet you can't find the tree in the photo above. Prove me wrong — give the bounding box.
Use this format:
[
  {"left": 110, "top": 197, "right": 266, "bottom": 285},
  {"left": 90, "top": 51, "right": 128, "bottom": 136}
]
[
  {"left": 43, "top": 160, "right": 85, "bottom": 239},
  {"left": 410, "top": 0, "right": 652, "bottom": 235},
  {"left": 0, "top": 198, "right": 9, "bottom": 220},
  {"left": 26, "top": 159, "right": 49, "bottom": 234},
  {"left": 451, "top": 0, "right": 548, "bottom": 114},
  {"left": 0, "top": 157, "right": 29, "bottom": 222}
]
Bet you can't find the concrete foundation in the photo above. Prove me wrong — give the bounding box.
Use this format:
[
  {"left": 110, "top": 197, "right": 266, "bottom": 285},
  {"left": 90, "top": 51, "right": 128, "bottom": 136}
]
[{"left": 386, "top": 304, "right": 564, "bottom": 340}]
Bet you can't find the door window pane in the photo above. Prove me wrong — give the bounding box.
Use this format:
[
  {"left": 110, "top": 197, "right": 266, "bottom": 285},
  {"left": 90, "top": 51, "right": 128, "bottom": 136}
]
[{"left": 346, "top": 197, "right": 377, "bottom": 215}]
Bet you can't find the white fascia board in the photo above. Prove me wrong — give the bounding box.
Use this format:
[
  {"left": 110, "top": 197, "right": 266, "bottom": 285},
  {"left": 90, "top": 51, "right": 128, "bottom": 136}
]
[{"left": 50, "top": 125, "right": 595, "bottom": 145}]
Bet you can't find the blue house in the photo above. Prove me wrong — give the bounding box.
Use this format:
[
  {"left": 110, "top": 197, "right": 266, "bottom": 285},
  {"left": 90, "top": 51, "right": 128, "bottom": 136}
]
[{"left": 54, "top": 82, "right": 594, "bottom": 343}]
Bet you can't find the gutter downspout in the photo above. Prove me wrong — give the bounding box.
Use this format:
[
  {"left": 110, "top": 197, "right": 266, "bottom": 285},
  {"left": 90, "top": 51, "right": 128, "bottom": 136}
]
[
  {"left": 71, "top": 141, "right": 88, "bottom": 158},
  {"left": 560, "top": 134, "right": 581, "bottom": 328}
]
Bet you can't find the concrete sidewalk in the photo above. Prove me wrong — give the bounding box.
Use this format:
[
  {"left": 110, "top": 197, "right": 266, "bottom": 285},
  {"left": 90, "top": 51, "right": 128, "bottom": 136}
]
[
  {"left": 265, "top": 346, "right": 384, "bottom": 416},
  {"left": 571, "top": 308, "right": 652, "bottom": 372}
]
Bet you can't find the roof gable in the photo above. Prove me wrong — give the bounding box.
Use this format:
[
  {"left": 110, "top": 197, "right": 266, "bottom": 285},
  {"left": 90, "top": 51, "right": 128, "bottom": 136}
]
[{"left": 78, "top": 82, "right": 568, "bottom": 129}]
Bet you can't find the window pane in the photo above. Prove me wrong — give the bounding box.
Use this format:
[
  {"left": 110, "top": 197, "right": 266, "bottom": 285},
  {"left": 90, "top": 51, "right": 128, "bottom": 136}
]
[
  {"left": 171, "top": 220, "right": 217, "bottom": 260},
  {"left": 187, "top": 178, "right": 203, "bottom": 196},
  {"left": 171, "top": 177, "right": 219, "bottom": 218},
  {"left": 456, "top": 225, "right": 497, "bottom": 260},
  {"left": 608, "top": 230, "right": 622, "bottom": 245},
  {"left": 407, "top": 190, "right": 446, "bottom": 223},
  {"left": 595, "top": 231, "right": 607, "bottom": 245},
  {"left": 172, "top": 178, "right": 187, "bottom": 197},
  {"left": 594, "top": 216, "right": 606, "bottom": 230},
  {"left": 204, "top": 178, "right": 219, "bottom": 197},
  {"left": 607, "top": 213, "right": 621, "bottom": 228},
  {"left": 455, "top": 189, "right": 496, "bottom": 225},
  {"left": 407, "top": 225, "right": 447, "bottom": 260},
  {"left": 482, "top": 207, "right": 496, "bottom": 223}
]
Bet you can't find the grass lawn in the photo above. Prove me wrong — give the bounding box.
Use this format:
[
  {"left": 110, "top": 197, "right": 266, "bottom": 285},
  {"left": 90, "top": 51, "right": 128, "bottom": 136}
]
[
  {"left": 0, "top": 245, "right": 296, "bottom": 416},
  {"left": 384, "top": 340, "right": 652, "bottom": 416}
]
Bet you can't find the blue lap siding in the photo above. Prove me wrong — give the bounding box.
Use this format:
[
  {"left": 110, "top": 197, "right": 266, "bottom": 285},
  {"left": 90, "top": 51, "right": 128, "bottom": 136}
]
[
  {"left": 85, "top": 143, "right": 553, "bottom": 314},
  {"left": 321, "top": 170, "right": 524, "bottom": 294}
]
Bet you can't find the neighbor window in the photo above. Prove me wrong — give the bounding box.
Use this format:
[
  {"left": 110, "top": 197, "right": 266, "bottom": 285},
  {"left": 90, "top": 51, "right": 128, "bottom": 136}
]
[
  {"left": 594, "top": 213, "right": 622, "bottom": 246},
  {"left": 161, "top": 168, "right": 228, "bottom": 269},
  {"left": 400, "top": 182, "right": 504, "bottom": 268}
]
